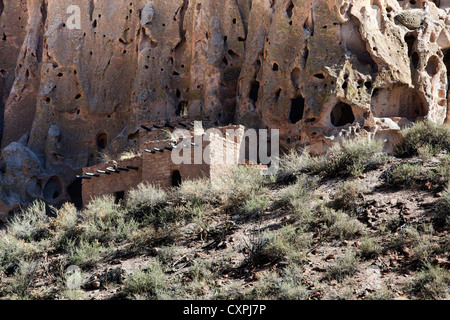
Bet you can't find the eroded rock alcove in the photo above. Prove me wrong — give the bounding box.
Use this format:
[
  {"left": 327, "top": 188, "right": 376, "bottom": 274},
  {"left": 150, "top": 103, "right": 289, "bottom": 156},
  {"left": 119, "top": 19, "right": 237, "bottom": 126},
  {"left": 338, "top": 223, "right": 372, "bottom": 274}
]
[{"left": 1, "top": 0, "right": 450, "bottom": 218}]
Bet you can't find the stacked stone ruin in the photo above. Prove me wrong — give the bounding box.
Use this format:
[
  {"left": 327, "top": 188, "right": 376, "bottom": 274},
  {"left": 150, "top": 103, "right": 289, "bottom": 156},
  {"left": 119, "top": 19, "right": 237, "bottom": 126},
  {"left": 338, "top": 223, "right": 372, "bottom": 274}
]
[{"left": 79, "top": 118, "right": 247, "bottom": 207}]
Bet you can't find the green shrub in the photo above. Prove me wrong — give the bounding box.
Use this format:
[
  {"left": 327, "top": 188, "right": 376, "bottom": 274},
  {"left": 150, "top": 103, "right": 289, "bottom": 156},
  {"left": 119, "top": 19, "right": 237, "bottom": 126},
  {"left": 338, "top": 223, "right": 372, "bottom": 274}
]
[
  {"left": 331, "top": 179, "right": 366, "bottom": 214},
  {"left": 404, "top": 263, "right": 450, "bottom": 299},
  {"left": 320, "top": 207, "right": 364, "bottom": 240},
  {"left": 433, "top": 154, "right": 450, "bottom": 183},
  {"left": 276, "top": 174, "right": 318, "bottom": 212},
  {"left": 435, "top": 184, "right": 450, "bottom": 229},
  {"left": 263, "top": 225, "right": 312, "bottom": 264},
  {"left": 5, "top": 260, "right": 38, "bottom": 299},
  {"left": 395, "top": 120, "right": 450, "bottom": 157},
  {"left": 365, "top": 287, "right": 395, "bottom": 300},
  {"left": 239, "top": 194, "right": 269, "bottom": 217},
  {"left": 0, "top": 233, "right": 47, "bottom": 269},
  {"left": 358, "top": 236, "right": 381, "bottom": 259},
  {"left": 325, "top": 251, "right": 359, "bottom": 282},
  {"left": 126, "top": 182, "right": 168, "bottom": 214},
  {"left": 66, "top": 239, "right": 109, "bottom": 268},
  {"left": 384, "top": 163, "right": 423, "bottom": 187},
  {"left": 277, "top": 148, "right": 317, "bottom": 182},
  {"left": 307, "top": 137, "right": 384, "bottom": 177},
  {"left": 244, "top": 265, "right": 310, "bottom": 300},
  {"left": 50, "top": 203, "right": 82, "bottom": 249},
  {"left": 217, "top": 166, "right": 270, "bottom": 204},
  {"left": 174, "top": 178, "right": 215, "bottom": 206},
  {"left": 122, "top": 260, "right": 167, "bottom": 299},
  {"left": 8, "top": 200, "right": 51, "bottom": 242},
  {"left": 81, "top": 195, "right": 130, "bottom": 243}
]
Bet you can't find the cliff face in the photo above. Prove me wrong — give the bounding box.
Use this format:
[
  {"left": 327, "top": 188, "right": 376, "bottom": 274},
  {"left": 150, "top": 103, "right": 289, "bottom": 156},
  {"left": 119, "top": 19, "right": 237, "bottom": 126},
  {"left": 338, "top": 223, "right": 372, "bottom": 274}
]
[{"left": 1, "top": 0, "right": 450, "bottom": 218}]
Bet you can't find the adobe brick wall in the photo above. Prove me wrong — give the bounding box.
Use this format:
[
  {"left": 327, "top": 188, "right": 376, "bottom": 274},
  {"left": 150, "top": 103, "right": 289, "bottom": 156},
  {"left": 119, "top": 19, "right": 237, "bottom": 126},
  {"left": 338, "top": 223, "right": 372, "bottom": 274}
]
[
  {"left": 141, "top": 138, "right": 211, "bottom": 189},
  {"left": 81, "top": 157, "right": 142, "bottom": 207},
  {"left": 81, "top": 125, "right": 246, "bottom": 207}
]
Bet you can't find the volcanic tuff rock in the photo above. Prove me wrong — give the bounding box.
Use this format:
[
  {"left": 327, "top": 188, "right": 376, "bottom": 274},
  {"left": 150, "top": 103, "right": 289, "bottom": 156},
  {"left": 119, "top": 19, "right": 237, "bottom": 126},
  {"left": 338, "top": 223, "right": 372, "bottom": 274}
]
[{"left": 1, "top": 0, "right": 450, "bottom": 215}]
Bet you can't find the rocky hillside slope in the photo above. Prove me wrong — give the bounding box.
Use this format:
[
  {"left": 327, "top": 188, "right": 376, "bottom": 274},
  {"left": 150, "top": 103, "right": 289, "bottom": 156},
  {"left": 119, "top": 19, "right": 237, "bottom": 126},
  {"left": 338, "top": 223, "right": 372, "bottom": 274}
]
[{"left": 0, "top": 123, "right": 449, "bottom": 300}]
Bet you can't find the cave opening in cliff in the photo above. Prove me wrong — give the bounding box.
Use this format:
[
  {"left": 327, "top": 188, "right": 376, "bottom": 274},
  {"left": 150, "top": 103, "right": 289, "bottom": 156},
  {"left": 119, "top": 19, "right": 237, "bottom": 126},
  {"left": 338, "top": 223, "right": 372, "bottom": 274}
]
[
  {"left": 96, "top": 133, "right": 107, "bottom": 151},
  {"left": 67, "top": 179, "right": 83, "bottom": 209},
  {"left": 370, "top": 85, "right": 427, "bottom": 120},
  {"left": 426, "top": 55, "right": 440, "bottom": 77},
  {"left": 404, "top": 32, "right": 416, "bottom": 57},
  {"left": 249, "top": 80, "right": 260, "bottom": 104},
  {"left": 177, "top": 100, "right": 189, "bottom": 116},
  {"left": 444, "top": 49, "right": 450, "bottom": 104},
  {"left": 412, "top": 52, "right": 420, "bottom": 69},
  {"left": 286, "top": 1, "right": 294, "bottom": 19},
  {"left": 289, "top": 94, "right": 305, "bottom": 124},
  {"left": 331, "top": 102, "right": 355, "bottom": 127},
  {"left": 43, "top": 176, "right": 63, "bottom": 202}
]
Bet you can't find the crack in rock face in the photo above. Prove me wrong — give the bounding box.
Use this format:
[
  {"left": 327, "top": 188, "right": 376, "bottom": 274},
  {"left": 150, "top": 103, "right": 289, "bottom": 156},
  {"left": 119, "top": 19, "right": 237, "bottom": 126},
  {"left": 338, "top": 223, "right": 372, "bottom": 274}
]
[{"left": 0, "top": 0, "right": 450, "bottom": 214}]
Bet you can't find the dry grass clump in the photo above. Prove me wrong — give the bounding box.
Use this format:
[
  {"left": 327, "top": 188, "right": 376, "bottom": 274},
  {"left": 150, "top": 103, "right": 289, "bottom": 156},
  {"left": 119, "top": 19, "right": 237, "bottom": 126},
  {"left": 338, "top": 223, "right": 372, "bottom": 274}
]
[
  {"left": 121, "top": 259, "right": 168, "bottom": 300},
  {"left": 395, "top": 120, "right": 450, "bottom": 158},
  {"left": 404, "top": 263, "right": 450, "bottom": 300},
  {"left": 384, "top": 163, "right": 424, "bottom": 187},
  {"left": 330, "top": 179, "right": 366, "bottom": 214},
  {"left": 308, "top": 137, "right": 385, "bottom": 177},
  {"left": 7, "top": 200, "right": 51, "bottom": 242},
  {"left": 125, "top": 182, "right": 168, "bottom": 215},
  {"left": 325, "top": 251, "right": 359, "bottom": 282},
  {"left": 243, "top": 264, "right": 310, "bottom": 300},
  {"left": 435, "top": 183, "right": 450, "bottom": 229}
]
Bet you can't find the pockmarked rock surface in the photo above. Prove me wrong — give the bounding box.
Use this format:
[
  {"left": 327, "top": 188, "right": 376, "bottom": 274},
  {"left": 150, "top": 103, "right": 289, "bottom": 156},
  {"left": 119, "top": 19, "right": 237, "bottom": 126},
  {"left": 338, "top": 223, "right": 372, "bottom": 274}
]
[{"left": 1, "top": 0, "right": 450, "bottom": 215}]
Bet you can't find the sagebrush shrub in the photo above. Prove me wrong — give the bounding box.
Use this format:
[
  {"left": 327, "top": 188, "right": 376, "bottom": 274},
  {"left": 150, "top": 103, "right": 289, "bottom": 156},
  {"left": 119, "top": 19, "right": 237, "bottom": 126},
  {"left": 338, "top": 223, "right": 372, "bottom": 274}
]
[
  {"left": 307, "top": 137, "right": 384, "bottom": 177},
  {"left": 331, "top": 179, "right": 365, "bottom": 214},
  {"left": 8, "top": 200, "right": 51, "bottom": 242},
  {"left": 384, "top": 163, "right": 423, "bottom": 186},
  {"left": 395, "top": 120, "right": 450, "bottom": 157},
  {"left": 405, "top": 263, "right": 450, "bottom": 299},
  {"left": 126, "top": 182, "right": 168, "bottom": 212}
]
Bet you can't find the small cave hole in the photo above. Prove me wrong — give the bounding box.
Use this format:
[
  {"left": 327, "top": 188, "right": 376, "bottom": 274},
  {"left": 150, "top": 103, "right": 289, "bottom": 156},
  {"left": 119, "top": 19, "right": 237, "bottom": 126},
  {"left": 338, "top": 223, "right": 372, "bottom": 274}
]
[
  {"left": 330, "top": 102, "right": 355, "bottom": 127},
  {"left": 404, "top": 32, "right": 416, "bottom": 57},
  {"left": 313, "top": 73, "right": 325, "bottom": 79},
  {"left": 43, "top": 176, "right": 63, "bottom": 202},
  {"left": 96, "top": 133, "right": 107, "bottom": 151},
  {"left": 177, "top": 101, "right": 189, "bottom": 116},
  {"left": 289, "top": 95, "right": 305, "bottom": 124},
  {"left": 286, "top": 1, "right": 294, "bottom": 19},
  {"left": 228, "top": 49, "right": 240, "bottom": 60},
  {"left": 249, "top": 81, "right": 260, "bottom": 103},
  {"left": 412, "top": 52, "right": 420, "bottom": 69},
  {"left": 274, "top": 88, "right": 282, "bottom": 101},
  {"left": 67, "top": 179, "right": 83, "bottom": 209},
  {"left": 426, "top": 56, "right": 440, "bottom": 77}
]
